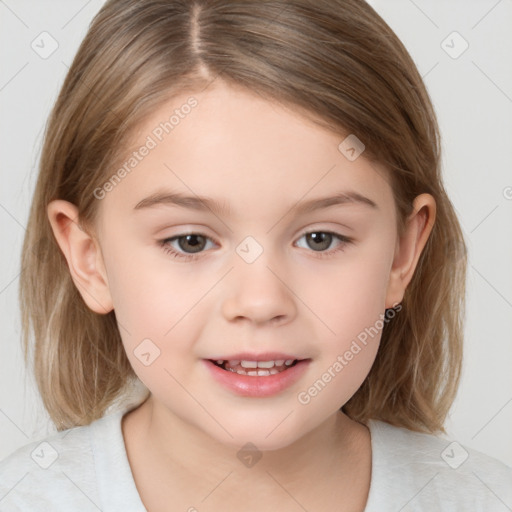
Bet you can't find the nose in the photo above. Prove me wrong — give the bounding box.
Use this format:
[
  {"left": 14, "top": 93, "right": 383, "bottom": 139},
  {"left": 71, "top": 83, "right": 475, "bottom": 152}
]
[{"left": 221, "top": 252, "right": 297, "bottom": 326}]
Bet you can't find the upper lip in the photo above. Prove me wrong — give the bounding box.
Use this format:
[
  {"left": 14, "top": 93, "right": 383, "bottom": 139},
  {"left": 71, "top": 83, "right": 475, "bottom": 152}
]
[{"left": 208, "top": 352, "right": 306, "bottom": 362}]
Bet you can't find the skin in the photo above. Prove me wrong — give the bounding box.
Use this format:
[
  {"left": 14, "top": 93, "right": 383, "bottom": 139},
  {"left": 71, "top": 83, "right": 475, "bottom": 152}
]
[{"left": 47, "top": 80, "right": 436, "bottom": 511}]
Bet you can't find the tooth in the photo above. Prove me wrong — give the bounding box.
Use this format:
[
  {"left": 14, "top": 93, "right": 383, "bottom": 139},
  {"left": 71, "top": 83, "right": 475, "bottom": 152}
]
[
  {"left": 257, "top": 361, "right": 275, "bottom": 369},
  {"left": 285, "top": 359, "right": 295, "bottom": 366},
  {"left": 275, "top": 360, "right": 285, "bottom": 366},
  {"left": 257, "top": 370, "right": 271, "bottom": 376},
  {"left": 216, "top": 360, "right": 224, "bottom": 365},
  {"left": 247, "top": 370, "right": 259, "bottom": 376},
  {"left": 269, "top": 368, "right": 279, "bottom": 375},
  {"left": 228, "top": 360, "right": 240, "bottom": 366},
  {"left": 240, "top": 360, "right": 258, "bottom": 368}
]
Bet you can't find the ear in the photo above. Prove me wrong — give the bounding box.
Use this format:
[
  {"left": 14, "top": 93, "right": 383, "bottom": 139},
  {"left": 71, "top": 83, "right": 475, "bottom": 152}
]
[
  {"left": 47, "top": 200, "right": 113, "bottom": 314},
  {"left": 385, "top": 193, "right": 436, "bottom": 308}
]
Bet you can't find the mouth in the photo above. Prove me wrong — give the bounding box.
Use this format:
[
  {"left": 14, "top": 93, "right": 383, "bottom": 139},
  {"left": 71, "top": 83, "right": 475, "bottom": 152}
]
[
  {"left": 209, "top": 358, "right": 300, "bottom": 376},
  {"left": 204, "top": 357, "right": 311, "bottom": 397}
]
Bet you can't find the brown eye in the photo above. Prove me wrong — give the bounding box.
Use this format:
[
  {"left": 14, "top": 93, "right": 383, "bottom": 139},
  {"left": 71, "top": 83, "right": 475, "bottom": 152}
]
[
  {"left": 174, "top": 234, "right": 207, "bottom": 253},
  {"left": 295, "top": 231, "right": 353, "bottom": 258},
  {"left": 305, "top": 232, "right": 333, "bottom": 251},
  {"left": 160, "top": 233, "right": 216, "bottom": 261}
]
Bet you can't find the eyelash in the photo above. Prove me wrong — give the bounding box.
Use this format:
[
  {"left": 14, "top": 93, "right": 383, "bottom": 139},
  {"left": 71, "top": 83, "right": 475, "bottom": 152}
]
[{"left": 159, "top": 230, "right": 353, "bottom": 262}]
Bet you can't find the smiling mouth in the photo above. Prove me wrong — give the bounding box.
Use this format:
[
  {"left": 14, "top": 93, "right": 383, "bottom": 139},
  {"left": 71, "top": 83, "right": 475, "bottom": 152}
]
[{"left": 210, "top": 359, "right": 300, "bottom": 376}]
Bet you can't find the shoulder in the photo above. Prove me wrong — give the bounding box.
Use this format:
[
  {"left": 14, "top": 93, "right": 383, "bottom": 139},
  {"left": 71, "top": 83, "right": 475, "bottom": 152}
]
[
  {"left": 0, "top": 413, "right": 117, "bottom": 511},
  {"left": 365, "top": 419, "right": 512, "bottom": 511}
]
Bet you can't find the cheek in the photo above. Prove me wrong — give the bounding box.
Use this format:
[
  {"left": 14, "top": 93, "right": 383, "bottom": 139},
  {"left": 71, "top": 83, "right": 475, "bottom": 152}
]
[
  {"left": 292, "top": 249, "right": 391, "bottom": 408},
  {"left": 103, "top": 254, "right": 203, "bottom": 385},
  {"left": 111, "top": 274, "right": 204, "bottom": 400},
  {"left": 299, "top": 247, "right": 391, "bottom": 339},
  {"left": 104, "top": 238, "right": 202, "bottom": 332}
]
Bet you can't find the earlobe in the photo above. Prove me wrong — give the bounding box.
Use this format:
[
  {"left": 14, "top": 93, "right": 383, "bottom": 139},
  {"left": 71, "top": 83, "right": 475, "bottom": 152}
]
[
  {"left": 47, "top": 199, "right": 114, "bottom": 315},
  {"left": 385, "top": 193, "right": 436, "bottom": 308}
]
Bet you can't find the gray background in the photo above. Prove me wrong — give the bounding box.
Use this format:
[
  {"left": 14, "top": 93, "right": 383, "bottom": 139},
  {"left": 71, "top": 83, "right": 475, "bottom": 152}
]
[{"left": 1, "top": 0, "right": 511, "bottom": 467}]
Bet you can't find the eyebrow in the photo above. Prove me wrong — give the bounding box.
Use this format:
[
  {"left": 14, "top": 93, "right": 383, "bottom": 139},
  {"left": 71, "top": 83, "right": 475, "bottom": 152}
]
[{"left": 133, "top": 189, "right": 378, "bottom": 216}]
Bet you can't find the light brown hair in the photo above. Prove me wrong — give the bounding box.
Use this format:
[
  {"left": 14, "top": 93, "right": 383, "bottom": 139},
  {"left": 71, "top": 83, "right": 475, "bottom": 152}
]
[{"left": 20, "top": 0, "right": 467, "bottom": 433}]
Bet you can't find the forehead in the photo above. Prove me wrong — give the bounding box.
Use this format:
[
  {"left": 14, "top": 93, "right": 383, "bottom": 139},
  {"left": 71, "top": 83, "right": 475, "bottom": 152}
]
[{"left": 99, "top": 81, "right": 393, "bottom": 221}]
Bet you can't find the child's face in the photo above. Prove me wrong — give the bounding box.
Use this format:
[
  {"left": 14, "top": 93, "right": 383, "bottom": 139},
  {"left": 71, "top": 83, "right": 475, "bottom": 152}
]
[{"left": 94, "top": 81, "right": 401, "bottom": 449}]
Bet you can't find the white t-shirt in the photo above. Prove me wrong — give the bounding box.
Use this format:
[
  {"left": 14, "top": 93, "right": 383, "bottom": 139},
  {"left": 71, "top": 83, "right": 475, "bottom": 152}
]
[{"left": 1, "top": 404, "right": 511, "bottom": 511}]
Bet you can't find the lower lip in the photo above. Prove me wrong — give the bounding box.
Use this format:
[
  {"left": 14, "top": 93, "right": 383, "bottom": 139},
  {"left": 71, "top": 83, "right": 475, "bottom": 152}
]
[{"left": 203, "top": 359, "right": 311, "bottom": 397}]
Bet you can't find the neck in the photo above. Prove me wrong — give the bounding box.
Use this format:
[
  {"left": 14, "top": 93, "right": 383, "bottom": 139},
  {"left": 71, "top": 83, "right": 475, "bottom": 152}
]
[{"left": 123, "top": 394, "right": 371, "bottom": 509}]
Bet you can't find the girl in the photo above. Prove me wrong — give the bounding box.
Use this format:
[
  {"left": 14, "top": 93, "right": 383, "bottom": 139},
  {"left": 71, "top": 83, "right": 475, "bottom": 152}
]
[{"left": 1, "top": 0, "right": 510, "bottom": 510}]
